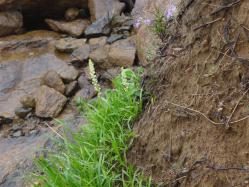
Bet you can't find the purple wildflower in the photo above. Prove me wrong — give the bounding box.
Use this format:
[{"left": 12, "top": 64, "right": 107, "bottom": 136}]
[
  {"left": 143, "top": 19, "right": 153, "bottom": 26},
  {"left": 165, "top": 4, "right": 176, "bottom": 19},
  {"left": 134, "top": 17, "right": 143, "bottom": 28}
]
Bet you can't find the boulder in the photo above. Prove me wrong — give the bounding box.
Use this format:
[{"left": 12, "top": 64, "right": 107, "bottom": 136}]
[
  {"left": 42, "top": 70, "right": 65, "bottom": 94},
  {"left": 0, "top": 11, "right": 23, "bottom": 37},
  {"left": 89, "top": 45, "right": 112, "bottom": 69},
  {"left": 54, "top": 38, "right": 86, "bottom": 53},
  {"left": 65, "top": 7, "right": 80, "bottom": 21},
  {"left": 108, "top": 37, "right": 136, "bottom": 67},
  {"left": 58, "top": 65, "right": 79, "bottom": 82},
  {"left": 84, "top": 16, "right": 111, "bottom": 37},
  {"left": 35, "top": 86, "right": 67, "bottom": 118},
  {"left": 88, "top": 0, "right": 125, "bottom": 21},
  {"left": 46, "top": 19, "right": 91, "bottom": 37}
]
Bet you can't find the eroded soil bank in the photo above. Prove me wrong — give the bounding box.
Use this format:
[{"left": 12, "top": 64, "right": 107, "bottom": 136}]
[
  {"left": 0, "top": 0, "right": 137, "bottom": 186},
  {"left": 129, "top": 0, "right": 249, "bottom": 186}
]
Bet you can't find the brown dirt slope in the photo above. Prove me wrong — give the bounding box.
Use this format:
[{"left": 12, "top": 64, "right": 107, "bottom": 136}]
[{"left": 128, "top": 0, "right": 249, "bottom": 186}]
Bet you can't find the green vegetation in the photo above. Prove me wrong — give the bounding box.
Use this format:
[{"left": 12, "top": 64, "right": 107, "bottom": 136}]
[
  {"left": 33, "top": 66, "right": 151, "bottom": 187},
  {"left": 152, "top": 8, "right": 168, "bottom": 40}
]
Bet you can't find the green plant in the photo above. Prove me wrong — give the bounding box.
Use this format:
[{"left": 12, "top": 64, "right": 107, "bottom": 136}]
[
  {"left": 33, "top": 67, "right": 151, "bottom": 187},
  {"left": 152, "top": 8, "right": 168, "bottom": 39}
]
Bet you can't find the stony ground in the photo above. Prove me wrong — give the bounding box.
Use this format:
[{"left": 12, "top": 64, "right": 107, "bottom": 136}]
[{"left": 0, "top": 0, "right": 138, "bottom": 186}]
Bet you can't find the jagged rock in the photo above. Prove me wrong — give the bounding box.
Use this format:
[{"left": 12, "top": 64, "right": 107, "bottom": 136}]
[
  {"left": 20, "top": 95, "right": 36, "bottom": 108},
  {"left": 89, "top": 36, "right": 107, "bottom": 48},
  {"left": 89, "top": 45, "right": 112, "bottom": 69},
  {"left": 42, "top": 70, "right": 65, "bottom": 94},
  {"left": 88, "top": 0, "right": 125, "bottom": 21},
  {"left": 46, "top": 19, "right": 90, "bottom": 37},
  {"left": 58, "top": 65, "right": 79, "bottom": 82},
  {"left": 108, "top": 37, "right": 136, "bottom": 67},
  {"left": 65, "top": 7, "right": 80, "bottom": 21},
  {"left": 70, "top": 44, "right": 90, "bottom": 65},
  {"left": 35, "top": 86, "right": 67, "bottom": 118},
  {"left": 15, "top": 107, "right": 32, "bottom": 119},
  {"left": 84, "top": 16, "right": 111, "bottom": 37},
  {"left": 54, "top": 38, "right": 86, "bottom": 53},
  {"left": 0, "top": 11, "right": 23, "bottom": 37},
  {"left": 75, "top": 76, "right": 97, "bottom": 100},
  {"left": 65, "top": 81, "right": 78, "bottom": 96},
  {"left": 107, "top": 34, "right": 125, "bottom": 44}
]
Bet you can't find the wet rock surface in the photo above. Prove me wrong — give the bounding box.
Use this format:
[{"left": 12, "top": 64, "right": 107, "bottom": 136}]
[{"left": 0, "top": 31, "right": 71, "bottom": 119}]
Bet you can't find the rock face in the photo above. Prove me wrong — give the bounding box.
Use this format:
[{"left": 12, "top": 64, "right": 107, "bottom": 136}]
[
  {"left": 0, "top": 0, "right": 88, "bottom": 19},
  {"left": 35, "top": 86, "right": 67, "bottom": 118},
  {"left": 0, "top": 11, "right": 23, "bottom": 37},
  {"left": 46, "top": 19, "right": 91, "bottom": 37},
  {"left": 42, "top": 70, "right": 66, "bottom": 94},
  {"left": 0, "top": 130, "right": 49, "bottom": 186},
  {"left": 88, "top": 0, "right": 125, "bottom": 21}
]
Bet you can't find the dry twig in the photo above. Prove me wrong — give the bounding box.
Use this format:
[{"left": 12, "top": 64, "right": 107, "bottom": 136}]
[
  {"left": 226, "top": 89, "right": 249, "bottom": 129},
  {"left": 210, "top": 0, "right": 241, "bottom": 16},
  {"left": 193, "top": 17, "right": 222, "bottom": 31}
]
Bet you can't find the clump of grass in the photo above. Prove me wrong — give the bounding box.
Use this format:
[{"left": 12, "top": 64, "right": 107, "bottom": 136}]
[
  {"left": 33, "top": 64, "right": 151, "bottom": 186},
  {"left": 152, "top": 8, "right": 168, "bottom": 39}
]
